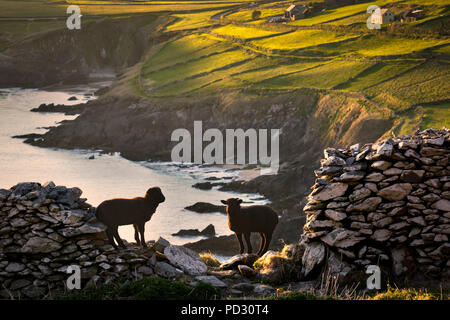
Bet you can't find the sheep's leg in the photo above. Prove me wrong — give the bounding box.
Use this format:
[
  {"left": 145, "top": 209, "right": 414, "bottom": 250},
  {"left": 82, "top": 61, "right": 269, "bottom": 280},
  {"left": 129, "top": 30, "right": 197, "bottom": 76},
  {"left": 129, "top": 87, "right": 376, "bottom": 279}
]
[
  {"left": 257, "top": 232, "right": 266, "bottom": 256},
  {"left": 137, "top": 222, "right": 147, "bottom": 248},
  {"left": 261, "top": 232, "right": 272, "bottom": 255},
  {"left": 244, "top": 232, "right": 252, "bottom": 254},
  {"left": 105, "top": 228, "right": 117, "bottom": 249},
  {"left": 133, "top": 224, "right": 140, "bottom": 245},
  {"left": 112, "top": 227, "right": 126, "bottom": 248},
  {"left": 235, "top": 232, "right": 244, "bottom": 254}
]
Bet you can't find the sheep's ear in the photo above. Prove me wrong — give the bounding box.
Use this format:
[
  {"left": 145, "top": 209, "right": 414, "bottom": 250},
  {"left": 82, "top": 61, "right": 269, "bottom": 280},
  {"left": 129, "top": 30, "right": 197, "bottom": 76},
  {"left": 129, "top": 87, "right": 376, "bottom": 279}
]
[
  {"left": 238, "top": 199, "right": 243, "bottom": 204},
  {"left": 221, "top": 200, "right": 227, "bottom": 205}
]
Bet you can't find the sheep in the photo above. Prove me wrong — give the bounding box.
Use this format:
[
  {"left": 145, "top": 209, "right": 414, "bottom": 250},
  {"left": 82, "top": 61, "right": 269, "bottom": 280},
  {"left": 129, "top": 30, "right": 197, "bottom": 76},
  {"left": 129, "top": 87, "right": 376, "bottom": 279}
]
[
  {"left": 220, "top": 198, "right": 278, "bottom": 256},
  {"left": 95, "top": 187, "right": 165, "bottom": 249}
]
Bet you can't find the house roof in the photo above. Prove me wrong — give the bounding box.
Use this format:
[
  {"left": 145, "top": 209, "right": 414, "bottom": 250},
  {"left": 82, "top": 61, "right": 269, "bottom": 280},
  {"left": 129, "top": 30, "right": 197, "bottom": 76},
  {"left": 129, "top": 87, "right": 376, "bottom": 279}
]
[
  {"left": 372, "top": 8, "right": 392, "bottom": 16},
  {"left": 286, "top": 4, "right": 306, "bottom": 12}
]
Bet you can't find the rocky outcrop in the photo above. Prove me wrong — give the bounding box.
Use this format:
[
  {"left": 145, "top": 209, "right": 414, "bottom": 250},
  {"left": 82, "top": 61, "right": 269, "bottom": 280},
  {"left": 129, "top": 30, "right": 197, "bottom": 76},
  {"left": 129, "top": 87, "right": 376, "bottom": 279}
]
[
  {"left": 0, "top": 182, "right": 208, "bottom": 299},
  {"left": 301, "top": 129, "right": 450, "bottom": 281}
]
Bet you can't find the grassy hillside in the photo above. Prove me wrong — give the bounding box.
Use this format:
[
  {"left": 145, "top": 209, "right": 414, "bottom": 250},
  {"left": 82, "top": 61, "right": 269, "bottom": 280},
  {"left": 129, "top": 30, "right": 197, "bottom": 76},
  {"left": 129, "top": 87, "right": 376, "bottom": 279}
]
[
  {"left": 132, "top": 0, "right": 449, "bottom": 134},
  {"left": 0, "top": 0, "right": 448, "bottom": 134}
]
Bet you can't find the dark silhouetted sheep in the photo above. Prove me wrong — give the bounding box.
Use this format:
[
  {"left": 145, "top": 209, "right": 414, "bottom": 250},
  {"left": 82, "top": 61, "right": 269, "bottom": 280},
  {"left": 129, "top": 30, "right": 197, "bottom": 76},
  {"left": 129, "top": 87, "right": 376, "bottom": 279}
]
[
  {"left": 96, "top": 187, "right": 165, "bottom": 249},
  {"left": 221, "top": 198, "right": 278, "bottom": 256}
]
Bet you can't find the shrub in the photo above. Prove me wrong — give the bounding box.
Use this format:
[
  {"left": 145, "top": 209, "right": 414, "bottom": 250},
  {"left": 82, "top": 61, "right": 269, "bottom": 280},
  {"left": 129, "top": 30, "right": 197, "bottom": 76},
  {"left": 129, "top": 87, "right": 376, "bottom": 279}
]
[
  {"left": 55, "top": 276, "right": 220, "bottom": 300},
  {"left": 199, "top": 251, "right": 221, "bottom": 267},
  {"left": 252, "top": 10, "right": 261, "bottom": 20},
  {"left": 367, "top": 287, "right": 438, "bottom": 300}
]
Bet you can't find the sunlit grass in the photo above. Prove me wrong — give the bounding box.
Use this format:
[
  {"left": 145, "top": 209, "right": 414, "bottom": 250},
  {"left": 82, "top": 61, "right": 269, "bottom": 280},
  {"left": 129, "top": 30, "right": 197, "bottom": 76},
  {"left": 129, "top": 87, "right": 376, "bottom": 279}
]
[
  {"left": 142, "top": 34, "right": 233, "bottom": 74},
  {"left": 211, "top": 24, "right": 282, "bottom": 40},
  {"left": 143, "top": 48, "right": 253, "bottom": 87},
  {"left": 254, "top": 60, "right": 373, "bottom": 90},
  {"left": 250, "top": 29, "right": 359, "bottom": 51},
  {"left": 336, "top": 61, "right": 421, "bottom": 91},
  {"left": 199, "top": 251, "right": 221, "bottom": 267},
  {"left": 166, "top": 10, "right": 223, "bottom": 31},
  {"left": 364, "top": 60, "right": 450, "bottom": 111}
]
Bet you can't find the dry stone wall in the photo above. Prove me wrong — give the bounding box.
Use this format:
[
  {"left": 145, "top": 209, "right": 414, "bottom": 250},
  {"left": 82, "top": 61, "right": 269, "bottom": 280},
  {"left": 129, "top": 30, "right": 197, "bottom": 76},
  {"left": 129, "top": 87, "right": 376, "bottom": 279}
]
[
  {"left": 0, "top": 182, "right": 207, "bottom": 299},
  {"left": 302, "top": 129, "right": 450, "bottom": 281}
]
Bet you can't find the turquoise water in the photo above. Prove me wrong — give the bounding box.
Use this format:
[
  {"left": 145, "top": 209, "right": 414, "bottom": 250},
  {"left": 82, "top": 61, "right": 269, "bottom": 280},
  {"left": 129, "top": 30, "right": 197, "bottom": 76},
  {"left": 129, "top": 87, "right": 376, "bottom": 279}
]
[{"left": 0, "top": 88, "right": 267, "bottom": 246}]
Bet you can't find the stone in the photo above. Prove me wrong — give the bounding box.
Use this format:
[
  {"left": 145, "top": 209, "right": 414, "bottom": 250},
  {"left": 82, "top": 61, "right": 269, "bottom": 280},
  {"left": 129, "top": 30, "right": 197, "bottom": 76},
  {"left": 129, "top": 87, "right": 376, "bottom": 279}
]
[
  {"left": 57, "top": 187, "right": 82, "bottom": 205},
  {"left": 5, "top": 262, "right": 26, "bottom": 273},
  {"left": 164, "top": 245, "right": 207, "bottom": 276},
  {"left": 347, "top": 197, "right": 382, "bottom": 212},
  {"left": 220, "top": 253, "right": 259, "bottom": 270},
  {"left": 324, "top": 209, "right": 347, "bottom": 222},
  {"left": 22, "top": 237, "right": 62, "bottom": 253},
  {"left": 400, "top": 170, "right": 425, "bottom": 183},
  {"left": 321, "top": 156, "right": 346, "bottom": 166},
  {"left": 326, "top": 251, "right": 353, "bottom": 278},
  {"left": 238, "top": 265, "right": 257, "bottom": 278},
  {"left": 391, "top": 247, "right": 415, "bottom": 277},
  {"left": 154, "top": 236, "right": 170, "bottom": 252},
  {"left": 420, "top": 147, "right": 447, "bottom": 157},
  {"left": 371, "top": 161, "right": 392, "bottom": 171},
  {"left": 154, "top": 261, "right": 183, "bottom": 278},
  {"left": 398, "top": 141, "right": 417, "bottom": 150},
  {"left": 339, "top": 171, "right": 365, "bottom": 182},
  {"left": 195, "top": 275, "right": 227, "bottom": 288},
  {"left": 253, "top": 284, "right": 276, "bottom": 296},
  {"left": 10, "top": 218, "right": 30, "bottom": 228},
  {"left": 77, "top": 222, "right": 106, "bottom": 234},
  {"left": 349, "top": 187, "right": 371, "bottom": 202},
  {"left": 372, "top": 217, "right": 394, "bottom": 228},
  {"left": 375, "top": 141, "right": 393, "bottom": 157},
  {"left": 407, "top": 216, "right": 426, "bottom": 227},
  {"left": 10, "top": 279, "right": 31, "bottom": 291},
  {"left": 383, "top": 168, "right": 403, "bottom": 176},
  {"left": 378, "top": 184, "right": 412, "bottom": 201},
  {"left": 320, "top": 228, "right": 364, "bottom": 248},
  {"left": 137, "top": 266, "right": 154, "bottom": 276},
  {"left": 371, "top": 229, "right": 392, "bottom": 242},
  {"left": 365, "top": 172, "right": 385, "bottom": 182},
  {"left": 309, "top": 183, "right": 348, "bottom": 202},
  {"left": 432, "top": 199, "right": 450, "bottom": 212},
  {"left": 301, "top": 242, "right": 325, "bottom": 278}
]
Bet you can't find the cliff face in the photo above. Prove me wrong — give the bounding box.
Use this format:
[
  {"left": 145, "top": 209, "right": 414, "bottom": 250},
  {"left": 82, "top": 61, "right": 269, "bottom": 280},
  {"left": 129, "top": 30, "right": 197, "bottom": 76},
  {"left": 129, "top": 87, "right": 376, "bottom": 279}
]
[
  {"left": 0, "top": 15, "right": 165, "bottom": 88},
  {"left": 301, "top": 128, "right": 450, "bottom": 282}
]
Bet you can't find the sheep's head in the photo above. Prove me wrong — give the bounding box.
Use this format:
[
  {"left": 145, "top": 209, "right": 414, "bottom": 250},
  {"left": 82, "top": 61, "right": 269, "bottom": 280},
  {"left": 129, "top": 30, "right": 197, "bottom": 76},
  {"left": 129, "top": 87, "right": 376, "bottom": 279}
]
[
  {"left": 221, "top": 198, "right": 242, "bottom": 214},
  {"left": 145, "top": 187, "right": 165, "bottom": 204}
]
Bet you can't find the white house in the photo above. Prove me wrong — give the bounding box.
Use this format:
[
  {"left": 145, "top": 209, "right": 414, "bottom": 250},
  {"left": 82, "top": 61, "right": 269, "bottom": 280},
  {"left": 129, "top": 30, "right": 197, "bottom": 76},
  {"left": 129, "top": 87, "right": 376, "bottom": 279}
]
[{"left": 371, "top": 8, "right": 395, "bottom": 25}]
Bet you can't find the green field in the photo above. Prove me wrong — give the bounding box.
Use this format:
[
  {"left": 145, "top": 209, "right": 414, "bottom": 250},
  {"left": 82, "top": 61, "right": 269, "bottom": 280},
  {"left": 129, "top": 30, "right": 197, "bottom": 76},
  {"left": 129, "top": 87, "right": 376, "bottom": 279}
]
[
  {"left": 0, "top": 0, "right": 448, "bottom": 133},
  {"left": 254, "top": 60, "right": 373, "bottom": 90},
  {"left": 212, "top": 24, "right": 282, "bottom": 40},
  {"left": 250, "top": 29, "right": 359, "bottom": 51}
]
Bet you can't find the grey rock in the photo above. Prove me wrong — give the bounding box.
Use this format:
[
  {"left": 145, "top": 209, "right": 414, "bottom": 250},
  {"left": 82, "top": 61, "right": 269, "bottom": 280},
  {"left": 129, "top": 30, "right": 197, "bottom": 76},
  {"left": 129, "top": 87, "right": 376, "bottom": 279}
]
[
  {"left": 164, "top": 245, "right": 207, "bottom": 276},
  {"left": 378, "top": 183, "right": 412, "bottom": 201},
  {"left": 432, "top": 199, "right": 450, "bottom": 212},
  {"left": 220, "top": 253, "right": 259, "bottom": 270},
  {"left": 22, "top": 237, "right": 62, "bottom": 253},
  {"left": 301, "top": 242, "right": 325, "bottom": 278},
  {"left": 309, "top": 183, "right": 348, "bottom": 202},
  {"left": 253, "top": 284, "right": 276, "bottom": 296},
  {"left": 155, "top": 261, "right": 183, "bottom": 278},
  {"left": 195, "top": 275, "right": 227, "bottom": 288}
]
